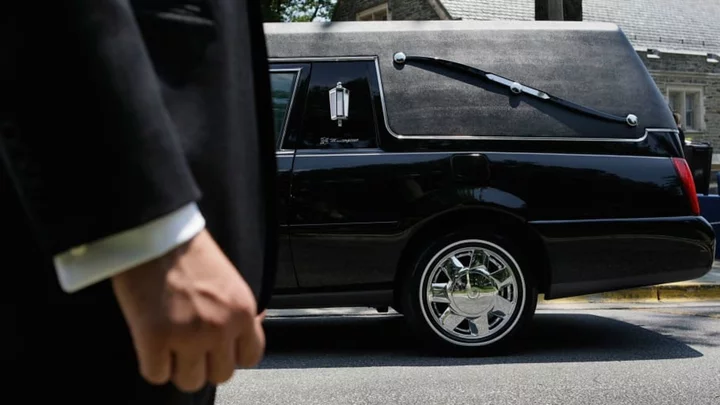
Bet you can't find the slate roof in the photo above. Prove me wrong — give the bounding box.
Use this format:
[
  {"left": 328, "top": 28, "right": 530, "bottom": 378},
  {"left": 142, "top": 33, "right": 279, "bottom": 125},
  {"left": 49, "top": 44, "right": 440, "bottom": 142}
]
[
  {"left": 440, "top": 0, "right": 535, "bottom": 21},
  {"left": 439, "top": 0, "right": 720, "bottom": 53}
]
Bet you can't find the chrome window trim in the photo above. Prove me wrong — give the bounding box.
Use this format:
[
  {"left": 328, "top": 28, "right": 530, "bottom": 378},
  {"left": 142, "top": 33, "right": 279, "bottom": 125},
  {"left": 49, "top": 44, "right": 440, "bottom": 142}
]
[
  {"left": 269, "top": 56, "right": 376, "bottom": 63},
  {"left": 269, "top": 67, "right": 303, "bottom": 151},
  {"left": 267, "top": 56, "right": 670, "bottom": 144}
]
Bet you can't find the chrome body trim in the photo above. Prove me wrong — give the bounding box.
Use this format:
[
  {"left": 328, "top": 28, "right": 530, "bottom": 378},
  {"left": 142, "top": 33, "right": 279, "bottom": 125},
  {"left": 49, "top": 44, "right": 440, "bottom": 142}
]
[{"left": 288, "top": 143, "right": 674, "bottom": 159}]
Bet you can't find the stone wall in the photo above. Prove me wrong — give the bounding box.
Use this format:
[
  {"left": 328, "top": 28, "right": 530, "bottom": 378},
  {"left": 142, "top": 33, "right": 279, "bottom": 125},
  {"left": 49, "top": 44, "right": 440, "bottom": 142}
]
[
  {"left": 391, "top": 0, "right": 443, "bottom": 20},
  {"left": 643, "top": 53, "right": 720, "bottom": 150},
  {"left": 332, "top": 0, "right": 440, "bottom": 21}
]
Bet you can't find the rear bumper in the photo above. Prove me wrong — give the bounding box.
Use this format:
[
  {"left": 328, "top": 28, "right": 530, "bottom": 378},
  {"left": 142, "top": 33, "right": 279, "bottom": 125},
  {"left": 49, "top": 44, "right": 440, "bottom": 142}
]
[
  {"left": 698, "top": 194, "right": 720, "bottom": 259},
  {"left": 531, "top": 216, "right": 715, "bottom": 300}
]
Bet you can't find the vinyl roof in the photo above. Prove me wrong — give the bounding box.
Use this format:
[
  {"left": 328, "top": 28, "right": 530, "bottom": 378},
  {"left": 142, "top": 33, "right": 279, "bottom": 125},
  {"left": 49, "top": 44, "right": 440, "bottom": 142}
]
[{"left": 265, "top": 20, "right": 676, "bottom": 138}]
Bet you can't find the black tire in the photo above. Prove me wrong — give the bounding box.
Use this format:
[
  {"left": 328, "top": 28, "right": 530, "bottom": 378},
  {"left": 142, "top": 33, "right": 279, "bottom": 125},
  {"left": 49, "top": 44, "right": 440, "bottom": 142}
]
[{"left": 400, "top": 228, "right": 538, "bottom": 356}]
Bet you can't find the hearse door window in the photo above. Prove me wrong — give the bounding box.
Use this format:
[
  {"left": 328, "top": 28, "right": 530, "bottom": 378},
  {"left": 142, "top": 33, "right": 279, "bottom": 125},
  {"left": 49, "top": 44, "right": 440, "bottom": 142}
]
[
  {"left": 270, "top": 70, "right": 300, "bottom": 149},
  {"left": 298, "top": 61, "right": 378, "bottom": 149}
]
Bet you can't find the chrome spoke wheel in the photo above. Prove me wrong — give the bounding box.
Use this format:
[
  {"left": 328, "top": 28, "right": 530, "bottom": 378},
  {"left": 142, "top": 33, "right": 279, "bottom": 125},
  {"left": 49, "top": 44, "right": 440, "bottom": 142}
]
[{"left": 420, "top": 240, "right": 525, "bottom": 346}]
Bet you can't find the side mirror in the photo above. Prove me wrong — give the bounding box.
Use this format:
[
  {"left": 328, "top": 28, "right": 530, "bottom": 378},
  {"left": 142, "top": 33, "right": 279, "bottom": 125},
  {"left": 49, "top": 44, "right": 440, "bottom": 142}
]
[{"left": 329, "top": 82, "right": 350, "bottom": 127}]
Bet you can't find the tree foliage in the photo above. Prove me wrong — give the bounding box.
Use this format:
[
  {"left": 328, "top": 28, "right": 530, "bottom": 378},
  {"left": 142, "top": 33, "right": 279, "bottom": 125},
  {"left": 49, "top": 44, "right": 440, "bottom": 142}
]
[{"left": 261, "top": 0, "right": 337, "bottom": 22}]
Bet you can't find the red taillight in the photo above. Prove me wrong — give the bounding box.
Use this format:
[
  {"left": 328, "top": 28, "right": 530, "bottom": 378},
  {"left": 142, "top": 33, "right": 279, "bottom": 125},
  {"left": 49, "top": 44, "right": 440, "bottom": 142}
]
[{"left": 672, "top": 157, "right": 700, "bottom": 216}]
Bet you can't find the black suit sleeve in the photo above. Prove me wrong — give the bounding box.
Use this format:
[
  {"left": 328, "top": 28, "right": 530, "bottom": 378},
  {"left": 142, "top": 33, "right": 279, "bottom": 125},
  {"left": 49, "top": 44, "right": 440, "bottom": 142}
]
[
  {"left": 0, "top": 0, "right": 201, "bottom": 256},
  {"left": 130, "top": 0, "right": 279, "bottom": 309}
]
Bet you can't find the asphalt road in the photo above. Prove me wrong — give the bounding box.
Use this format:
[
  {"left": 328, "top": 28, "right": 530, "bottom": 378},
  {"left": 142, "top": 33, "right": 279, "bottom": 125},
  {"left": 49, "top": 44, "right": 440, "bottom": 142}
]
[{"left": 217, "top": 304, "right": 720, "bottom": 405}]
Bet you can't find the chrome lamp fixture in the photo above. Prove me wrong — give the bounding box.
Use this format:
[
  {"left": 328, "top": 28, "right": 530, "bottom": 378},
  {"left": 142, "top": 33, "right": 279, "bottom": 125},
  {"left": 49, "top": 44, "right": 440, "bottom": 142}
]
[{"left": 329, "top": 82, "right": 350, "bottom": 127}]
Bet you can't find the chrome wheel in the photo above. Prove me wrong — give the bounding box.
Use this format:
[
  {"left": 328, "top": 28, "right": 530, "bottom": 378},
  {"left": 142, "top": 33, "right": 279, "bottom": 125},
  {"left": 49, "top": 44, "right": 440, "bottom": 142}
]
[{"left": 420, "top": 239, "right": 525, "bottom": 346}]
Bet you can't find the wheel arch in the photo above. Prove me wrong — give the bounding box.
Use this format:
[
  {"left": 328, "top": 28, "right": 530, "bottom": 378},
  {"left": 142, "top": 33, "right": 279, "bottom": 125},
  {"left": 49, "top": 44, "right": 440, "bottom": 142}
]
[{"left": 392, "top": 206, "right": 551, "bottom": 310}]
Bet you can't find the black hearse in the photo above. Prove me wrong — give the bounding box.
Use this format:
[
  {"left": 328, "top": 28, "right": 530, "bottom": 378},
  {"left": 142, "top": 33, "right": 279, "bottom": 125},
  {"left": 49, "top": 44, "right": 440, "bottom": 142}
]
[{"left": 263, "top": 20, "right": 715, "bottom": 354}]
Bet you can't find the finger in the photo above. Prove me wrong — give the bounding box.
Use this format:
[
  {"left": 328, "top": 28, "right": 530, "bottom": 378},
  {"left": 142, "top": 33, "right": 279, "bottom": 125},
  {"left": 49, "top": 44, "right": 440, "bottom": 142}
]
[
  {"left": 257, "top": 310, "right": 267, "bottom": 322},
  {"left": 136, "top": 342, "right": 171, "bottom": 385},
  {"left": 172, "top": 351, "right": 207, "bottom": 393},
  {"left": 207, "top": 340, "right": 235, "bottom": 385},
  {"left": 235, "top": 316, "right": 266, "bottom": 368}
]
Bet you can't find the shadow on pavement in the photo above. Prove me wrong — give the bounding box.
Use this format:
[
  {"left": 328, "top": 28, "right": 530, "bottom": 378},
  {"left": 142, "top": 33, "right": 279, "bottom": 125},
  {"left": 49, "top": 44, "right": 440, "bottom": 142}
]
[{"left": 257, "top": 313, "right": 703, "bottom": 369}]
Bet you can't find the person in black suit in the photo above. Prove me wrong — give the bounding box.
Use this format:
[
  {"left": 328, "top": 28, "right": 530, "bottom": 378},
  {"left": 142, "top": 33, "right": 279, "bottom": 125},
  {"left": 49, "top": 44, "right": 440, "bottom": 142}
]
[
  {"left": 674, "top": 112, "right": 686, "bottom": 146},
  {"left": 0, "top": 1, "right": 277, "bottom": 404}
]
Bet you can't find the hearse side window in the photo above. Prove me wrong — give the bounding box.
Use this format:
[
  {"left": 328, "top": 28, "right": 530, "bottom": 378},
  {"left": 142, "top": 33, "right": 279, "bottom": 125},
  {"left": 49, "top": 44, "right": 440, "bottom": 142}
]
[
  {"left": 270, "top": 71, "right": 299, "bottom": 148},
  {"left": 298, "top": 61, "right": 378, "bottom": 149}
]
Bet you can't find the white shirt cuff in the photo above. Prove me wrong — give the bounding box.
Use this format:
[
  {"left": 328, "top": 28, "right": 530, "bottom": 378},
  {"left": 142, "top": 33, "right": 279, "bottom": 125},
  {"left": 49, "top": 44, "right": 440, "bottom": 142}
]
[{"left": 54, "top": 202, "right": 206, "bottom": 293}]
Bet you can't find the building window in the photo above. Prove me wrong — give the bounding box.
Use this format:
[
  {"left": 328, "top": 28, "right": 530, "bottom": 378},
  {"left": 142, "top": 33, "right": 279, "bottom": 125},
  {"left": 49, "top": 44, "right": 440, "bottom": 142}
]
[
  {"left": 356, "top": 3, "right": 390, "bottom": 21},
  {"left": 668, "top": 87, "right": 704, "bottom": 132}
]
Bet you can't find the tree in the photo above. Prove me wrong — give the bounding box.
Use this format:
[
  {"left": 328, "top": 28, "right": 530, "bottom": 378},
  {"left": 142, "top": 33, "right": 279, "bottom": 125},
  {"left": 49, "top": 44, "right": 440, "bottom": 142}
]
[
  {"left": 261, "top": 0, "right": 337, "bottom": 22},
  {"left": 261, "top": 0, "right": 284, "bottom": 22}
]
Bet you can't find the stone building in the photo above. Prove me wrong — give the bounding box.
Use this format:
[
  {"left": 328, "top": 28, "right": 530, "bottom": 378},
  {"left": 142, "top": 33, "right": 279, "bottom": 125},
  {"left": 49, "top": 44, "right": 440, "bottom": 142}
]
[{"left": 332, "top": 0, "right": 720, "bottom": 159}]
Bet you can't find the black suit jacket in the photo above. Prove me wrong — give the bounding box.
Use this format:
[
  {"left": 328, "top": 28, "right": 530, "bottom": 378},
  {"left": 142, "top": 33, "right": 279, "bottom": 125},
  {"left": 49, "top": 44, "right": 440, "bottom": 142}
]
[{"left": 0, "top": 0, "right": 277, "bottom": 310}]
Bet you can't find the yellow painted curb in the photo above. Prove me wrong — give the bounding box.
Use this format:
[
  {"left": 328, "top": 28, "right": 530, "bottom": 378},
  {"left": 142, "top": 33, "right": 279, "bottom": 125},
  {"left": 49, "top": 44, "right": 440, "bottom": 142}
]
[
  {"left": 656, "top": 283, "right": 720, "bottom": 301},
  {"left": 539, "top": 283, "right": 720, "bottom": 304}
]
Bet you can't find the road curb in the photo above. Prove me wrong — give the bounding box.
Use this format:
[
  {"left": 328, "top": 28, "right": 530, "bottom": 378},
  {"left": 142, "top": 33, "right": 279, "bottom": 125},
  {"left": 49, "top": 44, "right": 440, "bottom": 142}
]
[{"left": 539, "top": 282, "right": 720, "bottom": 304}]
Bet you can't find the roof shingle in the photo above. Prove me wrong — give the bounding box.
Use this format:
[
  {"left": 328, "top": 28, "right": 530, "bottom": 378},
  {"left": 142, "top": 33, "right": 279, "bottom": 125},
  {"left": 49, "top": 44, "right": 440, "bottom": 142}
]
[
  {"left": 439, "top": 0, "right": 720, "bottom": 53},
  {"left": 441, "top": 0, "right": 535, "bottom": 21}
]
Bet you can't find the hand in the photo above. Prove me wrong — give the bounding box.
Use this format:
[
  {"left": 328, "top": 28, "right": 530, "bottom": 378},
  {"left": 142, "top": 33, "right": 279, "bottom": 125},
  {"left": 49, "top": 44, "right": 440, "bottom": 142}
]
[{"left": 111, "top": 229, "right": 266, "bottom": 392}]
